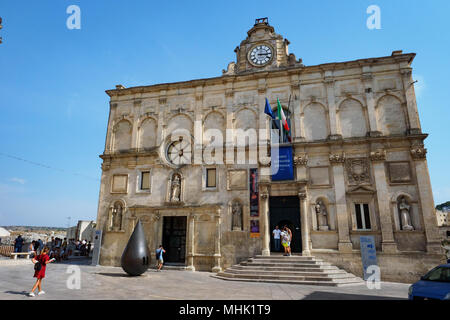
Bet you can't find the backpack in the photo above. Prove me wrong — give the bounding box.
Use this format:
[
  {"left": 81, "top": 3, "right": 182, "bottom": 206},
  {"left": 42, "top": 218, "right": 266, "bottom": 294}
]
[{"left": 34, "top": 256, "right": 42, "bottom": 272}]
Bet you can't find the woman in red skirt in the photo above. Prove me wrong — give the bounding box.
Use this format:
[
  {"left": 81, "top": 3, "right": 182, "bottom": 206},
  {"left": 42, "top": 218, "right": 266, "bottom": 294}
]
[{"left": 29, "top": 246, "right": 55, "bottom": 297}]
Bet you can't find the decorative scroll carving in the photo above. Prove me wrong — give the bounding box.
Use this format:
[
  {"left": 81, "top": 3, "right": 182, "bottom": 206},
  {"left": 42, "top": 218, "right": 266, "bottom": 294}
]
[
  {"left": 410, "top": 145, "right": 427, "bottom": 160},
  {"left": 298, "top": 192, "right": 307, "bottom": 200},
  {"left": 346, "top": 158, "right": 370, "bottom": 185},
  {"left": 294, "top": 154, "right": 308, "bottom": 166},
  {"left": 329, "top": 153, "right": 346, "bottom": 164},
  {"left": 370, "top": 149, "right": 386, "bottom": 162}
]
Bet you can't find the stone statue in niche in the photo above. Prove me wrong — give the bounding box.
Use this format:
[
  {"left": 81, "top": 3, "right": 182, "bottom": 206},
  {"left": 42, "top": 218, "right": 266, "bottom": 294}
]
[
  {"left": 231, "top": 201, "right": 243, "bottom": 231},
  {"left": 315, "top": 200, "right": 329, "bottom": 231},
  {"left": 112, "top": 203, "right": 123, "bottom": 231},
  {"left": 170, "top": 174, "right": 181, "bottom": 202},
  {"left": 398, "top": 197, "right": 414, "bottom": 231}
]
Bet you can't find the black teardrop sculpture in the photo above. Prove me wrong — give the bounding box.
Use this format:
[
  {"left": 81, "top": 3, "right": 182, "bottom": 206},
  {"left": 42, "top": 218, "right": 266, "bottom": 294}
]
[{"left": 121, "top": 220, "right": 150, "bottom": 276}]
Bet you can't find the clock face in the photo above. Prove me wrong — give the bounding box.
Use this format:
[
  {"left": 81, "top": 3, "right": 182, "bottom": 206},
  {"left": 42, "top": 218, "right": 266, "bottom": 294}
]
[
  {"left": 249, "top": 45, "right": 272, "bottom": 66},
  {"left": 166, "top": 137, "right": 191, "bottom": 165}
]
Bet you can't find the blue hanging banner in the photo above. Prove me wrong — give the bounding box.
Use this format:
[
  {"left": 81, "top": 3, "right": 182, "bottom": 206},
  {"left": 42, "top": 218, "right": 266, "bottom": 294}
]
[
  {"left": 271, "top": 145, "right": 294, "bottom": 181},
  {"left": 360, "top": 235, "right": 378, "bottom": 280}
]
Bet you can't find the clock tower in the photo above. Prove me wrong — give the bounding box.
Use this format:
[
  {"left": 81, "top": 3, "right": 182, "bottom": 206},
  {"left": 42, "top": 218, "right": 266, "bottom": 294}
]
[{"left": 223, "top": 18, "right": 303, "bottom": 75}]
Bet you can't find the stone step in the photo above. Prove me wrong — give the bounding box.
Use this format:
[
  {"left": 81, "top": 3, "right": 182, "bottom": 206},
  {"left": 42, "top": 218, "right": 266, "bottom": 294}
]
[
  {"left": 212, "top": 274, "right": 363, "bottom": 287},
  {"left": 225, "top": 268, "right": 352, "bottom": 279},
  {"left": 252, "top": 255, "right": 316, "bottom": 260},
  {"left": 215, "top": 255, "right": 363, "bottom": 286},
  {"left": 232, "top": 265, "right": 339, "bottom": 272},
  {"left": 240, "top": 262, "right": 332, "bottom": 268}
]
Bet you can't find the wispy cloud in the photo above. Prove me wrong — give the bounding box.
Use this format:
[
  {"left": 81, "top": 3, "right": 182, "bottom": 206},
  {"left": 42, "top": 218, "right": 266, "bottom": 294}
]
[{"left": 10, "top": 177, "right": 26, "bottom": 185}]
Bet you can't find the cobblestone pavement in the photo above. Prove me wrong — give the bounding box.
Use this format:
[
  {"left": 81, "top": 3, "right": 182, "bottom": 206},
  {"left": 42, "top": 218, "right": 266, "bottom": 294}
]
[{"left": 0, "top": 259, "right": 410, "bottom": 300}]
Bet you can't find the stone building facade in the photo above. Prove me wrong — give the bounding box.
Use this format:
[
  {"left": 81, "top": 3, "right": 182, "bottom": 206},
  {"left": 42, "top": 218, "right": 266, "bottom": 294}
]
[{"left": 96, "top": 19, "right": 445, "bottom": 281}]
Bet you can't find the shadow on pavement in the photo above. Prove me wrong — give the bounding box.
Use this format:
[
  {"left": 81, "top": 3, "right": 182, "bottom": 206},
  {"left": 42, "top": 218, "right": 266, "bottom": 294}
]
[
  {"left": 96, "top": 272, "right": 131, "bottom": 278},
  {"left": 301, "top": 291, "right": 406, "bottom": 300},
  {"left": 4, "top": 290, "right": 29, "bottom": 296}
]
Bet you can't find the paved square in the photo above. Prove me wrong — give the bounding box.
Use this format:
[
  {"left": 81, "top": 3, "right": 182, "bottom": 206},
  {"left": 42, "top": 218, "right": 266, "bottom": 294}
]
[{"left": 0, "top": 259, "right": 410, "bottom": 300}]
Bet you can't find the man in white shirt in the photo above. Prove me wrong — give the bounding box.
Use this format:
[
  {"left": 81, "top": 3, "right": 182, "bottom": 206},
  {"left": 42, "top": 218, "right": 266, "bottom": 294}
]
[{"left": 272, "top": 226, "right": 281, "bottom": 252}]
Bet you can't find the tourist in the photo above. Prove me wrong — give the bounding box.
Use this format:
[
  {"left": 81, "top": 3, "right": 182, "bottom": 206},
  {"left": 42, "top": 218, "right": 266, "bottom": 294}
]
[
  {"left": 155, "top": 245, "right": 165, "bottom": 271},
  {"left": 29, "top": 246, "right": 55, "bottom": 297},
  {"left": 37, "top": 239, "right": 43, "bottom": 254},
  {"left": 284, "top": 225, "right": 292, "bottom": 256},
  {"left": 14, "top": 235, "right": 24, "bottom": 253},
  {"left": 33, "top": 240, "right": 40, "bottom": 252},
  {"left": 280, "top": 229, "right": 289, "bottom": 256},
  {"left": 272, "top": 225, "right": 281, "bottom": 252},
  {"left": 28, "top": 241, "right": 36, "bottom": 259},
  {"left": 86, "top": 241, "right": 92, "bottom": 257}
]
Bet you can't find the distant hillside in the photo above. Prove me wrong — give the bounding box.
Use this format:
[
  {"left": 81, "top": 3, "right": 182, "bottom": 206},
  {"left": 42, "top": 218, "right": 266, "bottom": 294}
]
[{"left": 2, "top": 226, "right": 67, "bottom": 232}]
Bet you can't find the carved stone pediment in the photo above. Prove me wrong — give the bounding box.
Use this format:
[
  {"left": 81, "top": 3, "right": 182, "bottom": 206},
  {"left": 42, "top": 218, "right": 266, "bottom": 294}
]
[
  {"left": 346, "top": 185, "right": 375, "bottom": 194},
  {"left": 346, "top": 158, "right": 370, "bottom": 185}
]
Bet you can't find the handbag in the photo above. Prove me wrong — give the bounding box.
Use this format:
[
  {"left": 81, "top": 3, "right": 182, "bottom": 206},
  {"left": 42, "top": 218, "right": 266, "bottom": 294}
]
[{"left": 34, "top": 256, "right": 42, "bottom": 272}]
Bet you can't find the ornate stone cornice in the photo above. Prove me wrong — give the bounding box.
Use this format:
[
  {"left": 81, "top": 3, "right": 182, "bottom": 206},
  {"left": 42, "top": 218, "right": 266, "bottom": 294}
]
[
  {"left": 329, "top": 152, "right": 345, "bottom": 164},
  {"left": 410, "top": 145, "right": 427, "bottom": 160},
  {"left": 294, "top": 154, "right": 308, "bottom": 166},
  {"left": 370, "top": 149, "right": 386, "bottom": 162}
]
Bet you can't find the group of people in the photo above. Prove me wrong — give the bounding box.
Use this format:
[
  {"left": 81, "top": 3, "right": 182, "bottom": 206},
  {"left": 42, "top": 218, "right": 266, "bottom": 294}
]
[
  {"left": 13, "top": 235, "right": 92, "bottom": 262},
  {"left": 272, "top": 225, "right": 293, "bottom": 256}
]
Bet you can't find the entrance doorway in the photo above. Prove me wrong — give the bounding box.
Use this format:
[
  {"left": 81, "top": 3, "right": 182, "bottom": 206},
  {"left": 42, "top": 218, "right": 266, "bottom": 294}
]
[
  {"left": 269, "top": 196, "right": 302, "bottom": 253},
  {"left": 162, "top": 216, "right": 187, "bottom": 263}
]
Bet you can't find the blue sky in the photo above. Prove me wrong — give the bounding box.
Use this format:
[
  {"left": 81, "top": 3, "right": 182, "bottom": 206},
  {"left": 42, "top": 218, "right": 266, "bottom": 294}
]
[{"left": 0, "top": 1, "right": 449, "bottom": 227}]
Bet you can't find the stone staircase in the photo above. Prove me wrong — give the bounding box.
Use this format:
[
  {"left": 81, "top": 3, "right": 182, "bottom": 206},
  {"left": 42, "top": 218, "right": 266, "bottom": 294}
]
[{"left": 213, "top": 255, "right": 364, "bottom": 286}]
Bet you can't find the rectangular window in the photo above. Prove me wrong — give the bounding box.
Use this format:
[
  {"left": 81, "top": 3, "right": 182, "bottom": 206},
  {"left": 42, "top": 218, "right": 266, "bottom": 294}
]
[
  {"left": 355, "top": 203, "right": 371, "bottom": 230},
  {"left": 140, "top": 171, "right": 150, "bottom": 190},
  {"left": 206, "top": 168, "right": 216, "bottom": 188}
]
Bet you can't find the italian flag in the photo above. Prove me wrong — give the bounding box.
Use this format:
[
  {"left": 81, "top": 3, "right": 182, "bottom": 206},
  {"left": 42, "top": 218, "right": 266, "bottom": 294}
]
[{"left": 277, "top": 98, "right": 290, "bottom": 132}]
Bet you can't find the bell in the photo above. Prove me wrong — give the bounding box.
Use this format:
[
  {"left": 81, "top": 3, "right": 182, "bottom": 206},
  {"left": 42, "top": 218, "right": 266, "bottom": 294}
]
[{"left": 121, "top": 220, "right": 150, "bottom": 276}]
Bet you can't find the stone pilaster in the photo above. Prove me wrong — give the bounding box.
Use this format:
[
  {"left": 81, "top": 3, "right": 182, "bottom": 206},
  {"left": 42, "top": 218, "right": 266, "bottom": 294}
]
[
  {"left": 324, "top": 76, "right": 341, "bottom": 140},
  {"left": 329, "top": 152, "right": 352, "bottom": 252},
  {"left": 105, "top": 102, "right": 118, "bottom": 153},
  {"left": 411, "top": 144, "right": 443, "bottom": 253},
  {"left": 157, "top": 92, "right": 167, "bottom": 145},
  {"left": 212, "top": 209, "right": 222, "bottom": 272},
  {"left": 224, "top": 81, "right": 234, "bottom": 164},
  {"left": 294, "top": 153, "right": 308, "bottom": 181},
  {"left": 130, "top": 100, "right": 141, "bottom": 150},
  {"left": 296, "top": 80, "right": 306, "bottom": 142},
  {"left": 260, "top": 190, "right": 270, "bottom": 256},
  {"left": 186, "top": 213, "right": 196, "bottom": 271},
  {"left": 298, "top": 192, "right": 311, "bottom": 256},
  {"left": 362, "top": 72, "right": 382, "bottom": 136},
  {"left": 401, "top": 68, "right": 422, "bottom": 134},
  {"left": 370, "top": 149, "right": 397, "bottom": 253}
]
